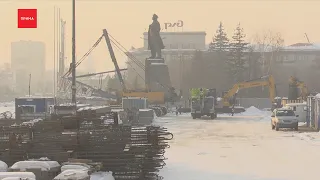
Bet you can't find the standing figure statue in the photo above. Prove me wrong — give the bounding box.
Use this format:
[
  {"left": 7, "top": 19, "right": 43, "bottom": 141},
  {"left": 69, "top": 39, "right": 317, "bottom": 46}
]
[{"left": 148, "top": 14, "right": 165, "bottom": 58}]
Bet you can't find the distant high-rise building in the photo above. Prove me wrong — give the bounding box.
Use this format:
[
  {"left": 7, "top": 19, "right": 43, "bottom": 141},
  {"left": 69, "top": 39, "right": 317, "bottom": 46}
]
[{"left": 11, "top": 40, "right": 46, "bottom": 94}]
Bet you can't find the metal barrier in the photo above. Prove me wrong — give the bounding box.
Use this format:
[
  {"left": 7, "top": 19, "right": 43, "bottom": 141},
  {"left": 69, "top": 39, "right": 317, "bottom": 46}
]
[{"left": 314, "top": 97, "right": 320, "bottom": 131}]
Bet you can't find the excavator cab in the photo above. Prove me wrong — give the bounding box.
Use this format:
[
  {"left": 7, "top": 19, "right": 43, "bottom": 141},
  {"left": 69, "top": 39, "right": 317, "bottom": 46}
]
[
  {"left": 271, "top": 98, "right": 282, "bottom": 111},
  {"left": 288, "top": 76, "right": 308, "bottom": 101},
  {"left": 221, "top": 91, "right": 238, "bottom": 107}
]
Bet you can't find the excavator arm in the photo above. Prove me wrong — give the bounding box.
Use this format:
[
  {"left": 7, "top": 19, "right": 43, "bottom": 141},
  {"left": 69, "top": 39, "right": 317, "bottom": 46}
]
[
  {"left": 223, "top": 75, "right": 276, "bottom": 107},
  {"left": 296, "top": 82, "right": 308, "bottom": 101},
  {"left": 289, "top": 76, "right": 308, "bottom": 101}
]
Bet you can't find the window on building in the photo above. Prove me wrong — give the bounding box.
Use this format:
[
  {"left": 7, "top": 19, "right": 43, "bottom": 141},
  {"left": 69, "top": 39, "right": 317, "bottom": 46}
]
[
  {"left": 171, "top": 55, "right": 178, "bottom": 61},
  {"left": 19, "top": 105, "right": 35, "bottom": 114}
]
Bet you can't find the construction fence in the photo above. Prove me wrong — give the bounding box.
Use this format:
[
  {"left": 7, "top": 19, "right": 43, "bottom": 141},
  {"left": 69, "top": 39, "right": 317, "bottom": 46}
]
[{"left": 307, "top": 95, "right": 320, "bottom": 130}]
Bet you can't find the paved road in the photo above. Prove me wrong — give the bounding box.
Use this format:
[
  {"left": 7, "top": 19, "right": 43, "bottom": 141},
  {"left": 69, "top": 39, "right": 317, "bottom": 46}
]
[{"left": 155, "top": 113, "right": 320, "bottom": 180}]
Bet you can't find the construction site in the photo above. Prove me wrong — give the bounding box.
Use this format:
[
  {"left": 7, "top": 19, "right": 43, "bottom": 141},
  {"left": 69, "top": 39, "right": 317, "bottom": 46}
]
[{"left": 1, "top": 1, "right": 320, "bottom": 180}]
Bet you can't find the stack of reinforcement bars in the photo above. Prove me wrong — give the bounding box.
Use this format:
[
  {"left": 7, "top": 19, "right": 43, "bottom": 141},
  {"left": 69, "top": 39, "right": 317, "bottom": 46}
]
[{"left": 0, "top": 114, "right": 173, "bottom": 180}]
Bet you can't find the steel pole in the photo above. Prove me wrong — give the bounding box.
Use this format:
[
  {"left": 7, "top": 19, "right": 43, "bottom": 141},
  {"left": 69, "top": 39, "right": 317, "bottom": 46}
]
[{"left": 71, "top": 0, "right": 76, "bottom": 104}]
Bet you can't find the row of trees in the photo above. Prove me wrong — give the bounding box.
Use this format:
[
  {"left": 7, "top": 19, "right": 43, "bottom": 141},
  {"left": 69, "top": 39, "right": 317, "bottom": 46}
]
[
  {"left": 181, "top": 22, "right": 288, "bottom": 97},
  {"left": 208, "top": 22, "right": 249, "bottom": 82}
]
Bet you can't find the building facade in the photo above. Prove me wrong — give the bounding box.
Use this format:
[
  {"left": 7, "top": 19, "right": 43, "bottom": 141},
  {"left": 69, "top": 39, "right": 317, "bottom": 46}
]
[
  {"left": 276, "top": 43, "right": 320, "bottom": 66},
  {"left": 127, "top": 31, "right": 206, "bottom": 90},
  {"left": 274, "top": 43, "right": 320, "bottom": 96},
  {"left": 11, "top": 40, "right": 46, "bottom": 94}
]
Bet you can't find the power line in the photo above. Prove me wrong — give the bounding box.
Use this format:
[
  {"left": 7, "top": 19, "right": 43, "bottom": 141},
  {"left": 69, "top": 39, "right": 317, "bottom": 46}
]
[{"left": 63, "top": 34, "right": 103, "bottom": 78}]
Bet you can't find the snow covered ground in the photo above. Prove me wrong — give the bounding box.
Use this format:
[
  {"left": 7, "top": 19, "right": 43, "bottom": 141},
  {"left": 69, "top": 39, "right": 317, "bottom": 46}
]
[
  {"left": 2, "top": 102, "right": 320, "bottom": 180},
  {"left": 0, "top": 102, "right": 14, "bottom": 113},
  {"left": 154, "top": 107, "right": 320, "bottom": 180}
]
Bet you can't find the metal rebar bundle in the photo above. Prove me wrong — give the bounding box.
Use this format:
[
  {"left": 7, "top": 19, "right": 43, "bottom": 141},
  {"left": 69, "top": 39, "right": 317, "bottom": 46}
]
[{"left": 0, "top": 114, "right": 173, "bottom": 180}]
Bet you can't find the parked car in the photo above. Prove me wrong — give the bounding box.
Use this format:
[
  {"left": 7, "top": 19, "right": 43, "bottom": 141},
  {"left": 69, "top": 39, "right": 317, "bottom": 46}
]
[{"left": 271, "top": 108, "right": 299, "bottom": 131}]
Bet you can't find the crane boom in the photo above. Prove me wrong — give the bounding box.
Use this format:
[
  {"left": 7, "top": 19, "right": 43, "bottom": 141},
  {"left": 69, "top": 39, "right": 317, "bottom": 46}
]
[
  {"left": 304, "top": 33, "right": 311, "bottom": 43},
  {"left": 72, "top": 68, "right": 127, "bottom": 79},
  {"left": 102, "top": 29, "right": 127, "bottom": 92}
]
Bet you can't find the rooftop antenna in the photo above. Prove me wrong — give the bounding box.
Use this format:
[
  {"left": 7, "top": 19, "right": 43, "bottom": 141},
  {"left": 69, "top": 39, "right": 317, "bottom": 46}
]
[{"left": 304, "top": 33, "right": 311, "bottom": 43}]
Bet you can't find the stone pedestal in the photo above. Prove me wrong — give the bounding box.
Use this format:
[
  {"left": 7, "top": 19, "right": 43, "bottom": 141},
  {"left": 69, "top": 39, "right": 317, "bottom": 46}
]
[{"left": 145, "top": 58, "right": 172, "bottom": 95}]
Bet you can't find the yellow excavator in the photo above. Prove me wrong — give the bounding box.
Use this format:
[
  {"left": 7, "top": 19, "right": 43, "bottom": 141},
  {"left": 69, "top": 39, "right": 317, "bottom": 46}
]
[
  {"left": 216, "top": 75, "right": 277, "bottom": 114},
  {"left": 288, "top": 76, "right": 308, "bottom": 101}
]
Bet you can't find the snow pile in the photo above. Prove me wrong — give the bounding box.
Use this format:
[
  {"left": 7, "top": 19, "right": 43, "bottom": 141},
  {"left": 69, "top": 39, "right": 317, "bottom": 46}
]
[
  {"left": 316, "top": 93, "right": 320, "bottom": 98},
  {"left": 21, "top": 119, "right": 43, "bottom": 126},
  {"left": 61, "top": 164, "right": 90, "bottom": 172},
  {"left": 241, "top": 106, "right": 263, "bottom": 116},
  {"left": 2, "top": 177, "right": 35, "bottom": 180},
  {"left": 90, "top": 172, "right": 115, "bottom": 180},
  {"left": 54, "top": 170, "right": 88, "bottom": 180},
  {"left": 235, "top": 106, "right": 272, "bottom": 121},
  {"left": 10, "top": 161, "right": 60, "bottom": 171},
  {"left": 0, "top": 161, "right": 8, "bottom": 172},
  {"left": 0, "top": 102, "right": 15, "bottom": 115},
  {"left": 0, "top": 172, "right": 36, "bottom": 179}
]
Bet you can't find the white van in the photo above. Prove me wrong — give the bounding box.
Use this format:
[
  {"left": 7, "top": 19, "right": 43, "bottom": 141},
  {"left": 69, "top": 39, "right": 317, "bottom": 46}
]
[
  {"left": 284, "top": 103, "right": 307, "bottom": 122},
  {"left": 0, "top": 172, "right": 36, "bottom": 180}
]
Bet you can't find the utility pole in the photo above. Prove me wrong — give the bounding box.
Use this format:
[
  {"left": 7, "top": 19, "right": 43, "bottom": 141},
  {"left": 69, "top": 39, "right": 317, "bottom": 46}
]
[
  {"left": 59, "top": 20, "right": 66, "bottom": 77},
  {"left": 71, "top": 0, "right": 76, "bottom": 104}
]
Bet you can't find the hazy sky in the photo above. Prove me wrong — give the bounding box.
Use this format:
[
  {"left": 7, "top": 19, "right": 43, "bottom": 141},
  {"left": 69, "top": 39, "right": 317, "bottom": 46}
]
[{"left": 0, "top": 0, "right": 319, "bottom": 72}]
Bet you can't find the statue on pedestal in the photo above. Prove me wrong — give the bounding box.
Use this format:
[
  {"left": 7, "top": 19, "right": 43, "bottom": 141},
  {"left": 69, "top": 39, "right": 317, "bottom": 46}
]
[{"left": 148, "top": 14, "right": 165, "bottom": 58}]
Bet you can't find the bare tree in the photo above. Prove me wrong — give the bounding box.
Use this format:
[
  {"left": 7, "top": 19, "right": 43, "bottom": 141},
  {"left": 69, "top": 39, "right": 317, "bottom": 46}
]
[{"left": 253, "top": 30, "right": 284, "bottom": 75}]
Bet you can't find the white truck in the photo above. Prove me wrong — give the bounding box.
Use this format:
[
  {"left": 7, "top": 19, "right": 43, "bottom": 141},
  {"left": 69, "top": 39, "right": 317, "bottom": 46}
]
[{"left": 283, "top": 102, "right": 307, "bottom": 123}]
